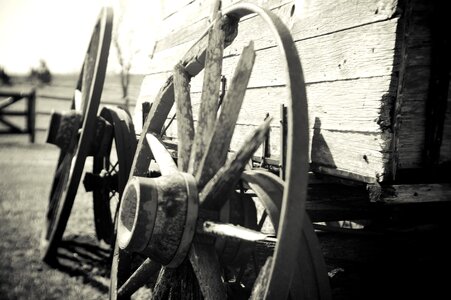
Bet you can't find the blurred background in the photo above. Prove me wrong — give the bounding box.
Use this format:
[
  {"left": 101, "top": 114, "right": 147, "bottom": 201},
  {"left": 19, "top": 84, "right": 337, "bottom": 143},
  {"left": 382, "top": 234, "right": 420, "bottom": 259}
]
[
  {"left": 0, "top": 0, "right": 163, "bottom": 143},
  {"left": 0, "top": 0, "right": 159, "bottom": 75}
]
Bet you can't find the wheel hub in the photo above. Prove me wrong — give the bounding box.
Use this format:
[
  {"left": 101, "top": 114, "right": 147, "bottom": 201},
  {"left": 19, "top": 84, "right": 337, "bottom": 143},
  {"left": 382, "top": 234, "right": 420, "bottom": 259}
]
[
  {"left": 46, "top": 110, "right": 81, "bottom": 151},
  {"left": 118, "top": 172, "right": 198, "bottom": 267}
]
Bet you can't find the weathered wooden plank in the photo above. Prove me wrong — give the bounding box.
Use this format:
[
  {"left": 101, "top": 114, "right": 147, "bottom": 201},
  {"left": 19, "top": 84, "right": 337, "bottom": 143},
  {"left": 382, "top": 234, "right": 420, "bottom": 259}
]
[
  {"left": 224, "top": 18, "right": 398, "bottom": 86},
  {"left": 222, "top": 0, "right": 399, "bottom": 57},
  {"left": 374, "top": 184, "right": 451, "bottom": 204},
  {"left": 135, "top": 0, "right": 406, "bottom": 183},
  {"left": 394, "top": 0, "right": 451, "bottom": 172},
  {"left": 185, "top": 76, "right": 394, "bottom": 133},
  {"left": 150, "top": 19, "right": 399, "bottom": 88},
  {"left": 156, "top": 0, "right": 290, "bottom": 52},
  {"left": 306, "top": 183, "right": 373, "bottom": 222},
  {"left": 422, "top": 1, "right": 451, "bottom": 168},
  {"left": 163, "top": 117, "right": 389, "bottom": 181},
  {"left": 156, "top": 0, "right": 399, "bottom": 55},
  {"left": 143, "top": 72, "right": 395, "bottom": 181}
]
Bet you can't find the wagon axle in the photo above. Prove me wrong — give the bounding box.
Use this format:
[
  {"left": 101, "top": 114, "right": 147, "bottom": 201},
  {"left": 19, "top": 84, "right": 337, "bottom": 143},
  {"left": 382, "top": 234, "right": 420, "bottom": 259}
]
[{"left": 82, "top": 169, "right": 118, "bottom": 193}]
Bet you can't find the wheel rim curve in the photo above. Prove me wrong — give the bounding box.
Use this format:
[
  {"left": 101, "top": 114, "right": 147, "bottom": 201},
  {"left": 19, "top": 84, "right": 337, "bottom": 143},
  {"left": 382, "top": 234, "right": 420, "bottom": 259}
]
[
  {"left": 91, "top": 106, "right": 136, "bottom": 244},
  {"left": 114, "top": 3, "right": 319, "bottom": 299},
  {"left": 41, "top": 6, "right": 113, "bottom": 262}
]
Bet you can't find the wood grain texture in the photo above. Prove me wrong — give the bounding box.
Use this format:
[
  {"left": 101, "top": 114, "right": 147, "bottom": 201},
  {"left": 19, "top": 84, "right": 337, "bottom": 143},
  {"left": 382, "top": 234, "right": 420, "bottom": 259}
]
[
  {"left": 374, "top": 183, "right": 451, "bottom": 204},
  {"left": 188, "top": 243, "right": 227, "bottom": 300},
  {"left": 188, "top": 15, "right": 226, "bottom": 175},
  {"left": 200, "top": 118, "right": 272, "bottom": 209},
  {"left": 173, "top": 63, "right": 194, "bottom": 172},
  {"left": 155, "top": 0, "right": 398, "bottom": 55},
  {"left": 195, "top": 41, "right": 256, "bottom": 189},
  {"left": 156, "top": 74, "right": 394, "bottom": 180},
  {"left": 156, "top": 0, "right": 290, "bottom": 53},
  {"left": 149, "top": 19, "right": 399, "bottom": 84},
  {"left": 393, "top": 0, "right": 451, "bottom": 172},
  {"left": 136, "top": 0, "right": 439, "bottom": 182}
]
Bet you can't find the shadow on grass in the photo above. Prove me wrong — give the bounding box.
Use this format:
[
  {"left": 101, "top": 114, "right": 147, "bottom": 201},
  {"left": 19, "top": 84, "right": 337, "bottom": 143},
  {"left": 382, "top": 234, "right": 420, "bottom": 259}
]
[{"left": 48, "top": 234, "right": 112, "bottom": 294}]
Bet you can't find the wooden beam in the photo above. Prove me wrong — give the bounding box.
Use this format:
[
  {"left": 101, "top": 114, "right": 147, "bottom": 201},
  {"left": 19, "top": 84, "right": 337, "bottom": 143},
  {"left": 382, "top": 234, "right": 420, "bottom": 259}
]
[
  {"left": 423, "top": 1, "right": 451, "bottom": 168},
  {"left": 373, "top": 183, "right": 451, "bottom": 204}
]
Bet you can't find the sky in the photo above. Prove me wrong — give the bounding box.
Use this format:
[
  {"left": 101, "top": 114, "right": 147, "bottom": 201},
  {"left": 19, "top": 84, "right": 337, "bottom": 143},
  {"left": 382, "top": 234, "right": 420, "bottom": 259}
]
[{"left": 0, "top": 0, "right": 159, "bottom": 74}]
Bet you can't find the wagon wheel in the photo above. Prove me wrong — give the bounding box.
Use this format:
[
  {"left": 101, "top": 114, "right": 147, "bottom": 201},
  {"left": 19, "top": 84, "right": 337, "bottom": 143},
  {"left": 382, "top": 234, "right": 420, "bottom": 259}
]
[
  {"left": 110, "top": 3, "right": 331, "bottom": 299},
  {"left": 84, "top": 106, "right": 137, "bottom": 245},
  {"left": 41, "top": 7, "right": 113, "bottom": 263}
]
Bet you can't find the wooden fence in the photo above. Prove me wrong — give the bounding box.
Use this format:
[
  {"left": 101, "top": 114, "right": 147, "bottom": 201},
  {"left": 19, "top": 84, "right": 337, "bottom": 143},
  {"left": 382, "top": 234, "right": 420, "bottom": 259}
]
[
  {"left": 0, "top": 89, "right": 36, "bottom": 142},
  {"left": 0, "top": 74, "right": 143, "bottom": 143}
]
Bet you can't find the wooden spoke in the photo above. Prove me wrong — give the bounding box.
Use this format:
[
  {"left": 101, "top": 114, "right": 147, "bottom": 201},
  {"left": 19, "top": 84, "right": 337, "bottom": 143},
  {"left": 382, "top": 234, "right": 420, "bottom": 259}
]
[
  {"left": 257, "top": 211, "right": 268, "bottom": 230},
  {"left": 189, "top": 243, "right": 227, "bottom": 300},
  {"left": 196, "top": 41, "right": 256, "bottom": 189},
  {"left": 173, "top": 63, "right": 195, "bottom": 172},
  {"left": 208, "top": 0, "right": 221, "bottom": 23},
  {"left": 110, "top": 242, "right": 133, "bottom": 300},
  {"left": 188, "top": 13, "right": 226, "bottom": 175},
  {"left": 117, "top": 258, "right": 161, "bottom": 298},
  {"left": 200, "top": 118, "right": 272, "bottom": 209},
  {"left": 146, "top": 133, "right": 178, "bottom": 175},
  {"left": 73, "top": 89, "right": 82, "bottom": 111},
  {"left": 129, "top": 16, "right": 239, "bottom": 178},
  {"left": 152, "top": 267, "right": 176, "bottom": 299},
  {"left": 200, "top": 220, "right": 277, "bottom": 243}
]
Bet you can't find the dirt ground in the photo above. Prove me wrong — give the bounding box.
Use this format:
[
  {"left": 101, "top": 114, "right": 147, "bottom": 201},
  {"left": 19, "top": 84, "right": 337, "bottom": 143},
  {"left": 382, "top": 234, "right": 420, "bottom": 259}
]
[{"left": 1, "top": 138, "right": 450, "bottom": 299}]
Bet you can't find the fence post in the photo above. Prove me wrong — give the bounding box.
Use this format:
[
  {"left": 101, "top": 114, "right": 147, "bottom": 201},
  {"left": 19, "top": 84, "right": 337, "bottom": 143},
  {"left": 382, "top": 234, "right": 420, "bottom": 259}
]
[{"left": 27, "top": 89, "right": 36, "bottom": 143}]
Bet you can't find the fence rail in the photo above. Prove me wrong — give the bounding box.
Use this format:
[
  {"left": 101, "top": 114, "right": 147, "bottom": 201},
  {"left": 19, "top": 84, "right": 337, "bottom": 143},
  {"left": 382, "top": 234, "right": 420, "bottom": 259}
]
[{"left": 0, "top": 89, "right": 36, "bottom": 142}]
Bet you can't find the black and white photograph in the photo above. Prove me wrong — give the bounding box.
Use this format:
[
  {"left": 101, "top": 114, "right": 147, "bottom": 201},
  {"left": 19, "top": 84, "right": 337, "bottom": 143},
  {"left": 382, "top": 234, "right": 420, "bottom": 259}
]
[{"left": 1, "top": 0, "right": 450, "bottom": 299}]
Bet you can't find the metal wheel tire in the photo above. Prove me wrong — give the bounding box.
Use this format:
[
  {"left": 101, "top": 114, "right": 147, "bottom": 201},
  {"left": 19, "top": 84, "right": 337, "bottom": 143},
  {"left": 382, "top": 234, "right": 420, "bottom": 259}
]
[
  {"left": 110, "top": 3, "right": 331, "bottom": 299},
  {"left": 91, "top": 106, "right": 137, "bottom": 244},
  {"left": 41, "top": 6, "right": 113, "bottom": 263}
]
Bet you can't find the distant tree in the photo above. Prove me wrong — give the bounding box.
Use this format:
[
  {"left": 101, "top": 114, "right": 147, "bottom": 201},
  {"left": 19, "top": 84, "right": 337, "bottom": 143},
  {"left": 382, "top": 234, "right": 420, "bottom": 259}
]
[
  {"left": 0, "top": 66, "right": 12, "bottom": 86},
  {"left": 29, "top": 60, "right": 52, "bottom": 85},
  {"left": 112, "top": 1, "right": 140, "bottom": 109},
  {"left": 112, "top": 0, "right": 159, "bottom": 110}
]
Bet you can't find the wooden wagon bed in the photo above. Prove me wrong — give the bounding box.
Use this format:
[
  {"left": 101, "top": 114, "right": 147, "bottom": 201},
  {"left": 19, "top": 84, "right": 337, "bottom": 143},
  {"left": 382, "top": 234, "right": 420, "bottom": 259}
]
[{"left": 133, "top": 0, "right": 450, "bottom": 210}]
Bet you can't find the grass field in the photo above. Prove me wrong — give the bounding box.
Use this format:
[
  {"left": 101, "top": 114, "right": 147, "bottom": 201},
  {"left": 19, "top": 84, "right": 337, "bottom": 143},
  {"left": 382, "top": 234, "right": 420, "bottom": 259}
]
[
  {"left": 0, "top": 142, "right": 109, "bottom": 299},
  {"left": 0, "top": 74, "right": 147, "bottom": 299}
]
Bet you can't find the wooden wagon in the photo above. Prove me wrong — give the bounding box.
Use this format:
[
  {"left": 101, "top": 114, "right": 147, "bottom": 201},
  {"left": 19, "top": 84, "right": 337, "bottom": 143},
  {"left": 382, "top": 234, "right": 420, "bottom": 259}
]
[{"left": 40, "top": 0, "right": 451, "bottom": 299}]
